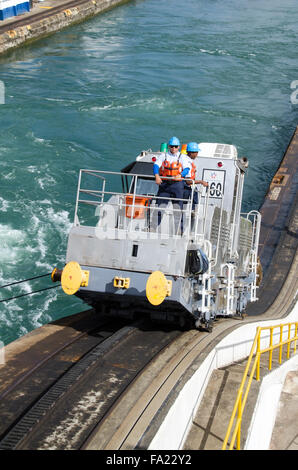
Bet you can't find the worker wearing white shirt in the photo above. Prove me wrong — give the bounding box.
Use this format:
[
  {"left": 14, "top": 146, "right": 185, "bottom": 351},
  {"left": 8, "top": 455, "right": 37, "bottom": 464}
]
[
  {"left": 153, "top": 136, "right": 191, "bottom": 205},
  {"left": 153, "top": 136, "right": 191, "bottom": 233}
]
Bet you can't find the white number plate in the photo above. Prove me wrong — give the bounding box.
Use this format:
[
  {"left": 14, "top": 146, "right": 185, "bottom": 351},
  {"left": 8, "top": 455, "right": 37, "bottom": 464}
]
[{"left": 202, "top": 169, "right": 225, "bottom": 198}]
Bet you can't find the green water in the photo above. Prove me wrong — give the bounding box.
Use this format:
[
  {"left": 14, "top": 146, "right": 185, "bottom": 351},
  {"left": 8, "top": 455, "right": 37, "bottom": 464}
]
[{"left": 0, "top": 0, "right": 297, "bottom": 345}]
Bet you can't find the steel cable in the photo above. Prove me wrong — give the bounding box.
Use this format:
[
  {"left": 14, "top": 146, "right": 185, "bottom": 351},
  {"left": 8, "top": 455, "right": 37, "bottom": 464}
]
[
  {"left": 0, "top": 273, "right": 60, "bottom": 303},
  {"left": 0, "top": 285, "right": 60, "bottom": 303},
  {"left": 0, "top": 273, "right": 52, "bottom": 289}
]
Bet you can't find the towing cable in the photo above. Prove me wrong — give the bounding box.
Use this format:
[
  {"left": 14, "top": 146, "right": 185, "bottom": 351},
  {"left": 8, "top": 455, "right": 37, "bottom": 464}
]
[{"left": 0, "top": 273, "right": 59, "bottom": 303}]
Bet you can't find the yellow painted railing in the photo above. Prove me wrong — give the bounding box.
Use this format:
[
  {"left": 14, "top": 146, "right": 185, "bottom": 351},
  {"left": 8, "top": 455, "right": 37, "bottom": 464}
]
[{"left": 222, "top": 321, "right": 298, "bottom": 450}]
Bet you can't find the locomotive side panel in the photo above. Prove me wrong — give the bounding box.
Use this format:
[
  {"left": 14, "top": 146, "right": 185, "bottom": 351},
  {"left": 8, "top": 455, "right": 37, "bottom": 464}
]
[{"left": 66, "top": 226, "right": 189, "bottom": 276}]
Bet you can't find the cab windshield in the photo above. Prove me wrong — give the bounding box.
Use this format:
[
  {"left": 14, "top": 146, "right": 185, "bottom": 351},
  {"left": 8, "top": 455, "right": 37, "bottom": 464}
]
[{"left": 135, "top": 178, "right": 158, "bottom": 196}]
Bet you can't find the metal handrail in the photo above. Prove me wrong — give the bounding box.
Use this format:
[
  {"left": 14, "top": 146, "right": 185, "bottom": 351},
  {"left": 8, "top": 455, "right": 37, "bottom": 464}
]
[
  {"left": 74, "top": 169, "right": 214, "bottom": 240},
  {"left": 242, "top": 210, "right": 261, "bottom": 301},
  {"left": 244, "top": 210, "right": 261, "bottom": 254},
  {"left": 222, "top": 321, "right": 298, "bottom": 450}
]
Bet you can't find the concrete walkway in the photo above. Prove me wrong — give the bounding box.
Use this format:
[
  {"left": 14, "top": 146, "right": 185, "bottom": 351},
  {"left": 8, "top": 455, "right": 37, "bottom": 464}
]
[
  {"left": 270, "top": 370, "right": 298, "bottom": 450},
  {"left": 183, "top": 352, "right": 298, "bottom": 450}
]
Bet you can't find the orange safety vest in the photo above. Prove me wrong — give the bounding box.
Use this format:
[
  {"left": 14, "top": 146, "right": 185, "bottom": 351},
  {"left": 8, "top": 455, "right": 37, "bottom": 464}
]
[
  {"left": 189, "top": 162, "right": 196, "bottom": 180},
  {"left": 159, "top": 159, "right": 183, "bottom": 179},
  {"left": 184, "top": 162, "right": 196, "bottom": 184}
]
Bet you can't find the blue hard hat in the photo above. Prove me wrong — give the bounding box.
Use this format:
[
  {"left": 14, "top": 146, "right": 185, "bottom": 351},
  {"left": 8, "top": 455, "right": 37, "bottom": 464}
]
[
  {"left": 168, "top": 136, "right": 180, "bottom": 146},
  {"left": 187, "top": 142, "right": 200, "bottom": 152}
]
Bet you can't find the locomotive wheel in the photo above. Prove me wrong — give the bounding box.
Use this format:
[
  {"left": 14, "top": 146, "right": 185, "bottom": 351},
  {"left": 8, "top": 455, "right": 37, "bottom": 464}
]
[
  {"left": 179, "top": 315, "right": 195, "bottom": 331},
  {"left": 205, "top": 321, "right": 213, "bottom": 333}
]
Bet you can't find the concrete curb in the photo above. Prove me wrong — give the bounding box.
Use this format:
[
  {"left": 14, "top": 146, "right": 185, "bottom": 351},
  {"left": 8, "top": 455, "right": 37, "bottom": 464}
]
[{"left": 148, "top": 302, "right": 298, "bottom": 450}]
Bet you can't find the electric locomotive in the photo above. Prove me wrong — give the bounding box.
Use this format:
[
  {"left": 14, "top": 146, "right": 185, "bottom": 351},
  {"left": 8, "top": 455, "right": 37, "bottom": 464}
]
[{"left": 52, "top": 142, "right": 261, "bottom": 331}]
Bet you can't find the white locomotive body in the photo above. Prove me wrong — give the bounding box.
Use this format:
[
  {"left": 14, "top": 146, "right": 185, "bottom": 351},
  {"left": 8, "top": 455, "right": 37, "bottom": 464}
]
[{"left": 53, "top": 142, "right": 261, "bottom": 331}]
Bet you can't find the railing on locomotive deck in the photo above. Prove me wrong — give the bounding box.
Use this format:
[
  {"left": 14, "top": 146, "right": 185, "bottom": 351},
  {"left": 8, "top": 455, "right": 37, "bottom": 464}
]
[
  {"left": 240, "top": 210, "right": 262, "bottom": 302},
  {"left": 222, "top": 322, "right": 298, "bottom": 450},
  {"left": 73, "top": 170, "right": 260, "bottom": 284},
  {"left": 73, "top": 169, "right": 215, "bottom": 242}
]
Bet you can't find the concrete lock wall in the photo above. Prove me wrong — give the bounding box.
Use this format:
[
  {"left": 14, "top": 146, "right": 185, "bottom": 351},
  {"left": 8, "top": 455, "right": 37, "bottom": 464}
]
[{"left": 0, "top": 0, "right": 131, "bottom": 54}]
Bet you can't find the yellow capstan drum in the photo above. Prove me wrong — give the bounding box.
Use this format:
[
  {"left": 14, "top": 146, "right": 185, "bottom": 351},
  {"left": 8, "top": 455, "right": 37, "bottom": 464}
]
[
  {"left": 146, "top": 271, "right": 172, "bottom": 306},
  {"left": 51, "top": 261, "right": 89, "bottom": 295}
]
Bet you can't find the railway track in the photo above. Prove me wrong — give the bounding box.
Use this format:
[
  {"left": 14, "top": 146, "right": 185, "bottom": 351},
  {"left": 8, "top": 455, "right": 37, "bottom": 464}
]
[
  {"left": 0, "top": 314, "right": 183, "bottom": 449},
  {"left": 0, "top": 312, "right": 265, "bottom": 451},
  {"left": 0, "top": 0, "right": 96, "bottom": 34},
  {"left": 0, "top": 311, "right": 128, "bottom": 447}
]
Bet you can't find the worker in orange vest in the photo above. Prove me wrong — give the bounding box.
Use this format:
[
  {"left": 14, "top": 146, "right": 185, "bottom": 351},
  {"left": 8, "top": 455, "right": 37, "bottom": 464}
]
[
  {"left": 153, "top": 137, "right": 192, "bottom": 206},
  {"left": 153, "top": 137, "right": 192, "bottom": 233}
]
